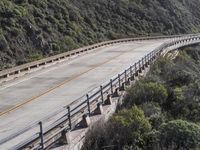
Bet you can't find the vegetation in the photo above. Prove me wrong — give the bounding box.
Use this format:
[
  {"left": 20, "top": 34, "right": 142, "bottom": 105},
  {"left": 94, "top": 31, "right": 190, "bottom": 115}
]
[
  {"left": 1, "top": 0, "right": 200, "bottom": 70},
  {"left": 82, "top": 45, "right": 200, "bottom": 150}
]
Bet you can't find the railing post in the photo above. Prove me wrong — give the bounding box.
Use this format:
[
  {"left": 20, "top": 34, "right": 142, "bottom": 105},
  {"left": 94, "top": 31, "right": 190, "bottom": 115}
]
[
  {"left": 145, "top": 55, "right": 147, "bottom": 64},
  {"left": 100, "top": 85, "right": 104, "bottom": 104},
  {"left": 134, "top": 63, "right": 137, "bottom": 73},
  {"left": 152, "top": 51, "right": 155, "bottom": 58},
  {"left": 150, "top": 52, "right": 152, "bottom": 61},
  {"left": 86, "top": 94, "right": 91, "bottom": 116},
  {"left": 39, "top": 122, "right": 44, "bottom": 149},
  {"left": 142, "top": 57, "right": 144, "bottom": 68},
  {"left": 118, "top": 74, "right": 121, "bottom": 88},
  {"left": 125, "top": 70, "right": 127, "bottom": 82},
  {"left": 130, "top": 66, "right": 133, "bottom": 76},
  {"left": 110, "top": 79, "right": 113, "bottom": 95},
  {"left": 147, "top": 54, "right": 150, "bottom": 63},
  {"left": 67, "top": 106, "right": 72, "bottom": 130},
  {"left": 139, "top": 60, "right": 141, "bottom": 70}
]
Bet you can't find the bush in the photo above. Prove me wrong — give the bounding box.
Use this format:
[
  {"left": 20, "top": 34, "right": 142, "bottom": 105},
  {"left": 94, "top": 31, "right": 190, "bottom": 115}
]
[
  {"left": 111, "top": 106, "right": 151, "bottom": 148},
  {"left": 83, "top": 106, "right": 151, "bottom": 150},
  {"left": 125, "top": 82, "right": 168, "bottom": 106},
  {"left": 159, "top": 120, "right": 200, "bottom": 149}
]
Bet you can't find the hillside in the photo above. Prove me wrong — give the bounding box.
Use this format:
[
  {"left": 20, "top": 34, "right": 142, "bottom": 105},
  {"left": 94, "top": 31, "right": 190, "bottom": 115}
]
[{"left": 1, "top": 0, "right": 200, "bottom": 70}]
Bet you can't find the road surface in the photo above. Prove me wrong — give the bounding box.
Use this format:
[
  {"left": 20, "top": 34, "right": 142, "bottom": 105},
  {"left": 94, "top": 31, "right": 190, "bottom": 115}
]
[{"left": 0, "top": 39, "right": 170, "bottom": 148}]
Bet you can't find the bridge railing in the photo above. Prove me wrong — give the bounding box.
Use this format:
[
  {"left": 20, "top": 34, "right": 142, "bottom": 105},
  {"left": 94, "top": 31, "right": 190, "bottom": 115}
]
[
  {"left": 0, "top": 34, "right": 197, "bottom": 81},
  {"left": 1, "top": 34, "right": 200, "bottom": 150}
]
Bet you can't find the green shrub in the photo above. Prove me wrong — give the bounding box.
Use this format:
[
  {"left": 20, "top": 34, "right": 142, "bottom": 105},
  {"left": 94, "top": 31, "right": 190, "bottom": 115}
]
[
  {"left": 159, "top": 120, "right": 200, "bottom": 149},
  {"left": 125, "top": 82, "right": 168, "bottom": 106},
  {"left": 111, "top": 106, "right": 151, "bottom": 148}
]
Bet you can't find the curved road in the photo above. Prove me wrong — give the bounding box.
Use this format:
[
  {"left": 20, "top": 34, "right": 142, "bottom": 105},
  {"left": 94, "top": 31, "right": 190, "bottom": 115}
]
[{"left": 0, "top": 39, "right": 171, "bottom": 148}]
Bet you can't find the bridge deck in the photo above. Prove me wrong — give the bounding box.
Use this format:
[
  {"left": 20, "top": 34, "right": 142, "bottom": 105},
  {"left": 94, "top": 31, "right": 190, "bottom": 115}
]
[{"left": 0, "top": 39, "right": 169, "bottom": 148}]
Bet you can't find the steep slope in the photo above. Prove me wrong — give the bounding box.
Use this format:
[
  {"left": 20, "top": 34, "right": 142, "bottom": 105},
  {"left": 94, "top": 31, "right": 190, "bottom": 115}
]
[{"left": 1, "top": 0, "right": 200, "bottom": 70}]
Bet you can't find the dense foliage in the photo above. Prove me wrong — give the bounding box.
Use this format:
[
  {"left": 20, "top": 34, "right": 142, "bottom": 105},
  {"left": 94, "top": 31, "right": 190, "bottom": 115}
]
[
  {"left": 82, "top": 45, "right": 200, "bottom": 149},
  {"left": 1, "top": 0, "right": 200, "bottom": 70}
]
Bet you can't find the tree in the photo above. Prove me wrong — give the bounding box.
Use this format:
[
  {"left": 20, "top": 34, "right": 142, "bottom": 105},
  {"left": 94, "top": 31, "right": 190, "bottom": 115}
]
[
  {"left": 111, "top": 106, "right": 151, "bottom": 149},
  {"left": 159, "top": 120, "right": 200, "bottom": 149},
  {"left": 82, "top": 106, "right": 151, "bottom": 150}
]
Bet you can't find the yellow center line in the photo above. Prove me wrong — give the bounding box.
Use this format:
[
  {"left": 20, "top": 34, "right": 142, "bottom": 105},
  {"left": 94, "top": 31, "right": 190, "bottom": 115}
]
[{"left": 0, "top": 48, "right": 133, "bottom": 117}]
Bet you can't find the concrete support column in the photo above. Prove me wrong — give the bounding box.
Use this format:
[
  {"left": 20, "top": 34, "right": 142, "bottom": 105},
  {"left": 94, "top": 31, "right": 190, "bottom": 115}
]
[
  {"left": 105, "top": 94, "right": 112, "bottom": 105},
  {"left": 80, "top": 114, "right": 91, "bottom": 128},
  {"left": 125, "top": 78, "right": 131, "bottom": 86},
  {"left": 119, "top": 82, "right": 125, "bottom": 91},
  {"left": 94, "top": 103, "right": 104, "bottom": 115},
  {"left": 60, "top": 130, "right": 71, "bottom": 145},
  {"left": 135, "top": 70, "right": 139, "bottom": 77},
  {"left": 129, "top": 75, "right": 135, "bottom": 81},
  {"left": 113, "top": 88, "right": 120, "bottom": 97},
  {"left": 16, "top": 70, "right": 21, "bottom": 74}
]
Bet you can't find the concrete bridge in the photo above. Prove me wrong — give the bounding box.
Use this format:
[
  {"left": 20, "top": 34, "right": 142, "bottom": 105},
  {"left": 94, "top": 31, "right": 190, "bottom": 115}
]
[{"left": 0, "top": 34, "right": 200, "bottom": 150}]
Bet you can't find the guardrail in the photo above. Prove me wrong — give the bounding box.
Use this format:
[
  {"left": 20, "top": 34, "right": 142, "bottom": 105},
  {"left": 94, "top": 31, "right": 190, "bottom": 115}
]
[
  {"left": 0, "top": 34, "right": 198, "bottom": 81},
  {"left": 1, "top": 34, "right": 200, "bottom": 150}
]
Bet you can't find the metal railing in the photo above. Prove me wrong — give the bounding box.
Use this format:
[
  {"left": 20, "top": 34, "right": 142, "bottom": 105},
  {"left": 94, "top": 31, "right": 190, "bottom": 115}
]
[{"left": 1, "top": 34, "right": 200, "bottom": 150}]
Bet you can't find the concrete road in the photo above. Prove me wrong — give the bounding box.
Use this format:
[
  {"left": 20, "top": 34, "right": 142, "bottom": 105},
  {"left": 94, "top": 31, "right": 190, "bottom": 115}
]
[{"left": 0, "top": 39, "right": 170, "bottom": 148}]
